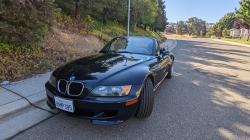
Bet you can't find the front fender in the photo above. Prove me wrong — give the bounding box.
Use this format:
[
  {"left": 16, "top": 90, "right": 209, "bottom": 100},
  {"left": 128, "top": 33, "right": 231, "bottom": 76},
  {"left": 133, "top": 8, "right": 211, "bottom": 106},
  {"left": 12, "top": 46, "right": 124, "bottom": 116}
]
[{"left": 170, "top": 52, "right": 174, "bottom": 62}]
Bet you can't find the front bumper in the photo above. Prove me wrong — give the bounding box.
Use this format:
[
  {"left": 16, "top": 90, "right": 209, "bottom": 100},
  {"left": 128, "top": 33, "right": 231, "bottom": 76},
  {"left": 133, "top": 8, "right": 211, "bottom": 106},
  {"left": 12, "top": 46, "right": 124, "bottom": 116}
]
[{"left": 45, "top": 82, "right": 142, "bottom": 125}]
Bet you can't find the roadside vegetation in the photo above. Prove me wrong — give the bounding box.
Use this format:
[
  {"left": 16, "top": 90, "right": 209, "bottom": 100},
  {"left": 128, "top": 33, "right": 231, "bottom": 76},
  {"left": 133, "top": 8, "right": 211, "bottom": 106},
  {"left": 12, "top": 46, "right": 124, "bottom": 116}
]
[
  {"left": 0, "top": 0, "right": 167, "bottom": 81},
  {"left": 174, "top": 0, "right": 250, "bottom": 45},
  {"left": 222, "top": 38, "right": 250, "bottom": 45},
  {"left": 210, "top": 0, "right": 250, "bottom": 44},
  {"left": 175, "top": 17, "right": 207, "bottom": 37}
]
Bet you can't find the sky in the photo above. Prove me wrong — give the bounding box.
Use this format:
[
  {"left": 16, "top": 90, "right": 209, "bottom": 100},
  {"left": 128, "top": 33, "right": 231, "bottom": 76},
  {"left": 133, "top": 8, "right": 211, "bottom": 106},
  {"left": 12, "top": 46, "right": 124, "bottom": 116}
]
[{"left": 164, "top": 0, "right": 240, "bottom": 23}]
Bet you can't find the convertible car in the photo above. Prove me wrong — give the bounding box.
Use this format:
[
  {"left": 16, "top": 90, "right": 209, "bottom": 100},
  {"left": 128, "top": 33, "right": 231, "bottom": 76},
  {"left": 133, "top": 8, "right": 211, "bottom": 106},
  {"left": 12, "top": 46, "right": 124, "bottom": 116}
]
[{"left": 45, "top": 36, "right": 174, "bottom": 125}]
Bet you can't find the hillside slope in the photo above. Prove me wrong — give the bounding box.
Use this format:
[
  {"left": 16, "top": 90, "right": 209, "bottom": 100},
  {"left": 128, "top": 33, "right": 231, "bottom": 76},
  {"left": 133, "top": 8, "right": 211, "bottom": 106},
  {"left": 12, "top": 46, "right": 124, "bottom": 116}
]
[{"left": 0, "top": 15, "right": 166, "bottom": 81}]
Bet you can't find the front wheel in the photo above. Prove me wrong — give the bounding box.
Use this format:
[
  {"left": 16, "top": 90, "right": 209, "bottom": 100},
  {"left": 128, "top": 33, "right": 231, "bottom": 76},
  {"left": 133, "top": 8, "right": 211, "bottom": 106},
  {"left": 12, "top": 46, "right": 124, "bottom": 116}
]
[
  {"left": 166, "top": 61, "right": 174, "bottom": 79},
  {"left": 134, "top": 78, "right": 154, "bottom": 118}
]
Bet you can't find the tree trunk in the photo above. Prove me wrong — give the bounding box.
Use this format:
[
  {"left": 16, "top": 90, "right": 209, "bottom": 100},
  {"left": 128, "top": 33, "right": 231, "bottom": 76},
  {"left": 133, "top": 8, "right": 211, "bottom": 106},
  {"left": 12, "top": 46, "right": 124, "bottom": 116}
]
[
  {"left": 133, "top": 7, "right": 138, "bottom": 31},
  {"left": 103, "top": 8, "right": 107, "bottom": 25},
  {"left": 134, "top": 22, "right": 137, "bottom": 31},
  {"left": 144, "top": 25, "right": 147, "bottom": 31},
  {"left": 248, "top": 29, "right": 249, "bottom": 41},
  {"left": 75, "top": 0, "right": 80, "bottom": 20}
]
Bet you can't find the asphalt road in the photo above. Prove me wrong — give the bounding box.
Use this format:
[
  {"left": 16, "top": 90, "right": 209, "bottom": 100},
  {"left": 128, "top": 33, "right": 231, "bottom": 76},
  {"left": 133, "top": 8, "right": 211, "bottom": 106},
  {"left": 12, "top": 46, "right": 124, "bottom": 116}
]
[{"left": 12, "top": 38, "right": 250, "bottom": 140}]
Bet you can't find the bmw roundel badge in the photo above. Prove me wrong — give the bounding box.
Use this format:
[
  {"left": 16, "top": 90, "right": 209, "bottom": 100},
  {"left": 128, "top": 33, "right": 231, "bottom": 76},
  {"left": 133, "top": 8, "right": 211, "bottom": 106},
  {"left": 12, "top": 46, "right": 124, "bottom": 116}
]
[{"left": 69, "top": 76, "right": 75, "bottom": 81}]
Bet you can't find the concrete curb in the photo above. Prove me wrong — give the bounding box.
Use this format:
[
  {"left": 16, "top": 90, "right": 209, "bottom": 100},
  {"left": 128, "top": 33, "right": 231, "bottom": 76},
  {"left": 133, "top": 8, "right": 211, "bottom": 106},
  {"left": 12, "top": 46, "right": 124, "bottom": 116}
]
[
  {"left": 0, "top": 92, "right": 50, "bottom": 119},
  {"left": 167, "top": 40, "right": 174, "bottom": 49},
  {"left": 160, "top": 38, "right": 178, "bottom": 51},
  {"left": 168, "top": 39, "right": 178, "bottom": 51}
]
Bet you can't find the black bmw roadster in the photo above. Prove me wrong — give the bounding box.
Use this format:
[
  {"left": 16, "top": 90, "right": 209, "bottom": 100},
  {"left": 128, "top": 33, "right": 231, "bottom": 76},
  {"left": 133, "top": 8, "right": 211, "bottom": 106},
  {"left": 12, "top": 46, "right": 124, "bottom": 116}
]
[{"left": 45, "top": 36, "right": 174, "bottom": 125}]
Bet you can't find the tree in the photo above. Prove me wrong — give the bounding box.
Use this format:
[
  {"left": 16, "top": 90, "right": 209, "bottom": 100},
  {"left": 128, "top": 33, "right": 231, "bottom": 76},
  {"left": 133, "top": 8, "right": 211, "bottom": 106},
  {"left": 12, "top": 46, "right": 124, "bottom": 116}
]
[
  {"left": 233, "top": 19, "right": 243, "bottom": 29},
  {"left": 206, "top": 23, "right": 215, "bottom": 28},
  {"left": 213, "top": 12, "right": 237, "bottom": 30},
  {"left": 139, "top": 0, "right": 158, "bottom": 31},
  {"left": 186, "top": 17, "right": 207, "bottom": 37},
  {"left": 215, "top": 29, "right": 222, "bottom": 37},
  {"left": 200, "top": 31, "right": 203, "bottom": 37},
  {"left": 57, "top": 0, "right": 91, "bottom": 20},
  {"left": 0, "top": 0, "right": 56, "bottom": 47},
  {"left": 236, "top": 0, "right": 250, "bottom": 25},
  {"left": 236, "top": 0, "right": 250, "bottom": 40},
  {"left": 57, "top": 0, "right": 127, "bottom": 24},
  {"left": 151, "top": 0, "right": 168, "bottom": 32},
  {"left": 88, "top": 0, "right": 127, "bottom": 25},
  {"left": 131, "top": 0, "right": 146, "bottom": 31},
  {"left": 222, "top": 28, "right": 229, "bottom": 36},
  {"left": 75, "top": 0, "right": 80, "bottom": 19},
  {"left": 176, "top": 20, "right": 188, "bottom": 35},
  {"left": 108, "top": 0, "right": 127, "bottom": 24},
  {"left": 206, "top": 31, "right": 215, "bottom": 37},
  {"left": 131, "top": 0, "right": 158, "bottom": 31}
]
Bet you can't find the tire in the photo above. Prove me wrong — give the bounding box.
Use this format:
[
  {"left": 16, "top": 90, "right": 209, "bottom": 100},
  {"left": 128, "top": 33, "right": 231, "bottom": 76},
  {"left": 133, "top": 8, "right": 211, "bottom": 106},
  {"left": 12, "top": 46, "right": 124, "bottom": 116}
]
[
  {"left": 134, "top": 78, "right": 154, "bottom": 118},
  {"left": 166, "top": 61, "right": 174, "bottom": 79}
]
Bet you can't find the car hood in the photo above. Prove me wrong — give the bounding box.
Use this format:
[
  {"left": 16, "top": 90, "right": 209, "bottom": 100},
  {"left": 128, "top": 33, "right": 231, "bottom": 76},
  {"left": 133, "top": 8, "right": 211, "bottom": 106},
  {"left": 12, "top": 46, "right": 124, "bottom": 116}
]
[{"left": 55, "top": 53, "right": 152, "bottom": 84}]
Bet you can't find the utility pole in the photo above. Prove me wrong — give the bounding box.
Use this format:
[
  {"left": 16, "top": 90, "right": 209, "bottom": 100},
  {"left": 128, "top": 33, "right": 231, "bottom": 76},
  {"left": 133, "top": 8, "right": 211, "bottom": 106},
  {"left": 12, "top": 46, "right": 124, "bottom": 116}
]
[{"left": 127, "top": 0, "right": 130, "bottom": 37}]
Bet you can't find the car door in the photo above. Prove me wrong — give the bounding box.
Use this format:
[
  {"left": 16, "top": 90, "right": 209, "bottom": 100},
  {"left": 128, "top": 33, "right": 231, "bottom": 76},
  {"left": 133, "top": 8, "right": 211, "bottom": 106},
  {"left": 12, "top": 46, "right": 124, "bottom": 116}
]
[
  {"left": 158, "top": 41, "right": 170, "bottom": 75},
  {"left": 154, "top": 41, "right": 167, "bottom": 85}
]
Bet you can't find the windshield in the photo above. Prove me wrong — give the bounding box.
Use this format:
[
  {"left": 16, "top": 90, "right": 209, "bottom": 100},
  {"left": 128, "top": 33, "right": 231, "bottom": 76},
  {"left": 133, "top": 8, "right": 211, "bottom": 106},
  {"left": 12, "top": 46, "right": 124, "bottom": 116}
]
[{"left": 102, "top": 37, "right": 154, "bottom": 55}]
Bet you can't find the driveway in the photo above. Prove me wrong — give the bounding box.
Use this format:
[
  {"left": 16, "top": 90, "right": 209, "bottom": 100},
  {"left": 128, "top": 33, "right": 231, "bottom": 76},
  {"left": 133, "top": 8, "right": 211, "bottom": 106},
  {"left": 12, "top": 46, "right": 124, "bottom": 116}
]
[{"left": 12, "top": 38, "right": 250, "bottom": 140}]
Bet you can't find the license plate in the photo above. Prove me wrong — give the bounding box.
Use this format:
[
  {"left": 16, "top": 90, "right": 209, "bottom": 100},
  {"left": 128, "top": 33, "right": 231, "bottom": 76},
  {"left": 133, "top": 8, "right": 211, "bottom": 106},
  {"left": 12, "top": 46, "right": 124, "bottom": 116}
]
[{"left": 54, "top": 96, "right": 74, "bottom": 113}]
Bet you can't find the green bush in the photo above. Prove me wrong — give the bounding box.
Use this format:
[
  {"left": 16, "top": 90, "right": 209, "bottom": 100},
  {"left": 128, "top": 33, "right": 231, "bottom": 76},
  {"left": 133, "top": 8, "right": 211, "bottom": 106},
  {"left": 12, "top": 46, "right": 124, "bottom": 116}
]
[
  {"left": 222, "top": 28, "right": 229, "bottom": 37},
  {"left": 0, "top": 0, "right": 57, "bottom": 50},
  {"left": 225, "top": 36, "right": 232, "bottom": 38}
]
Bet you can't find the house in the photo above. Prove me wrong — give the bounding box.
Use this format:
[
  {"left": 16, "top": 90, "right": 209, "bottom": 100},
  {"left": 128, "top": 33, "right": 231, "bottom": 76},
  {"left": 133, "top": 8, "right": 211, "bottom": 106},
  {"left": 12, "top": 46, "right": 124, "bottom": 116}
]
[
  {"left": 239, "top": 28, "right": 249, "bottom": 38},
  {"left": 230, "top": 28, "right": 249, "bottom": 38},
  {"left": 230, "top": 28, "right": 241, "bottom": 38},
  {"left": 166, "top": 22, "right": 176, "bottom": 29}
]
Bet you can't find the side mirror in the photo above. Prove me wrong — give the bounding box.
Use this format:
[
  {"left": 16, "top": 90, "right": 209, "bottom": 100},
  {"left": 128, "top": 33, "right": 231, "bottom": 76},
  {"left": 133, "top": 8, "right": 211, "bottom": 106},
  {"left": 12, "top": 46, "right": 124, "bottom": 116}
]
[
  {"left": 161, "top": 50, "right": 170, "bottom": 55},
  {"left": 160, "top": 47, "right": 166, "bottom": 51}
]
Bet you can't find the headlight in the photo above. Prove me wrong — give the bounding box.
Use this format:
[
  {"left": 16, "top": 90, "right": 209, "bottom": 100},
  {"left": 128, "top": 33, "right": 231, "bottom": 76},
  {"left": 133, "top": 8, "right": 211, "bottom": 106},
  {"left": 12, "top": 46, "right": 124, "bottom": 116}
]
[
  {"left": 49, "top": 75, "right": 56, "bottom": 88},
  {"left": 89, "top": 85, "right": 132, "bottom": 96}
]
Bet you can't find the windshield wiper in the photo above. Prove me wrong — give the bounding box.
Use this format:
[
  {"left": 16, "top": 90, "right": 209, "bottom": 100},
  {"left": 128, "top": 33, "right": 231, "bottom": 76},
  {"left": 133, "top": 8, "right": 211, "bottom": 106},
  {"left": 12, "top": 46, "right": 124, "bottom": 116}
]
[
  {"left": 100, "top": 50, "right": 108, "bottom": 53},
  {"left": 117, "top": 51, "right": 133, "bottom": 54}
]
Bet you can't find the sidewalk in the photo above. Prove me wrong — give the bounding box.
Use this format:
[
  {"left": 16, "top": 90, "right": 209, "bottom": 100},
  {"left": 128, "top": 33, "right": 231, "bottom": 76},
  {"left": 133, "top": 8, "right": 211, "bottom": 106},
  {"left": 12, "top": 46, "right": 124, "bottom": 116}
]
[
  {"left": 0, "top": 39, "right": 178, "bottom": 139},
  {"left": 0, "top": 72, "right": 59, "bottom": 139},
  {"left": 0, "top": 72, "right": 53, "bottom": 118}
]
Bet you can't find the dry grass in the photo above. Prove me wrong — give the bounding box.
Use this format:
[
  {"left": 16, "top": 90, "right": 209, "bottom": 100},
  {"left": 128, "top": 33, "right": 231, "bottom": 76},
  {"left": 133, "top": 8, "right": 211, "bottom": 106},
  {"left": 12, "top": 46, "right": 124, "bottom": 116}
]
[
  {"left": 0, "top": 26, "right": 104, "bottom": 81},
  {"left": 40, "top": 27, "right": 104, "bottom": 60},
  {"left": 165, "top": 34, "right": 196, "bottom": 38},
  {"left": 39, "top": 26, "right": 105, "bottom": 71}
]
